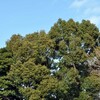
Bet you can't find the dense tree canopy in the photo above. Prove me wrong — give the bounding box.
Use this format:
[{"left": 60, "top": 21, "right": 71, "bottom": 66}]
[{"left": 0, "top": 19, "right": 100, "bottom": 100}]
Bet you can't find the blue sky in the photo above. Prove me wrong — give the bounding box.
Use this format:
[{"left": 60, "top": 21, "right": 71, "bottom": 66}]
[{"left": 0, "top": 0, "right": 100, "bottom": 47}]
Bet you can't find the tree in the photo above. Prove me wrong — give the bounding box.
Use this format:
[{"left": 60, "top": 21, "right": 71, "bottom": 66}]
[
  {"left": 48, "top": 18, "right": 100, "bottom": 99},
  {"left": 0, "top": 48, "right": 18, "bottom": 99},
  {"left": 0, "top": 18, "right": 100, "bottom": 100}
]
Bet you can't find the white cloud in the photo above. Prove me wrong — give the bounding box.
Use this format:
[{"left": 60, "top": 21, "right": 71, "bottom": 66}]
[
  {"left": 70, "top": 0, "right": 87, "bottom": 8},
  {"left": 89, "top": 16, "right": 100, "bottom": 26},
  {"left": 84, "top": 7, "right": 100, "bottom": 15},
  {"left": 69, "top": 0, "right": 100, "bottom": 28}
]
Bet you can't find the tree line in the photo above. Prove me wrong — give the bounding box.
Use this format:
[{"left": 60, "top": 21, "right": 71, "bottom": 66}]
[{"left": 0, "top": 19, "right": 100, "bottom": 100}]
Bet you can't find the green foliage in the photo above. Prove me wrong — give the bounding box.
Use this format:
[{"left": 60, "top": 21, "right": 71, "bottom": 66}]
[
  {"left": 0, "top": 18, "right": 100, "bottom": 99},
  {"left": 81, "top": 75, "right": 100, "bottom": 98},
  {"left": 0, "top": 48, "right": 13, "bottom": 76},
  {"left": 75, "top": 91, "right": 93, "bottom": 100}
]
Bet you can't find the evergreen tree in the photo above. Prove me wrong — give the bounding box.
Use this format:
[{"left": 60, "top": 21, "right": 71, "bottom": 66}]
[{"left": 0, "top": 18, "right": 100, "bottom": 100}]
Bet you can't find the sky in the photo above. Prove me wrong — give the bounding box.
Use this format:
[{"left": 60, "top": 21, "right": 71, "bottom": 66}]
[{"left": 0, "top": 0, "right": 100, "bottom": 47}]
